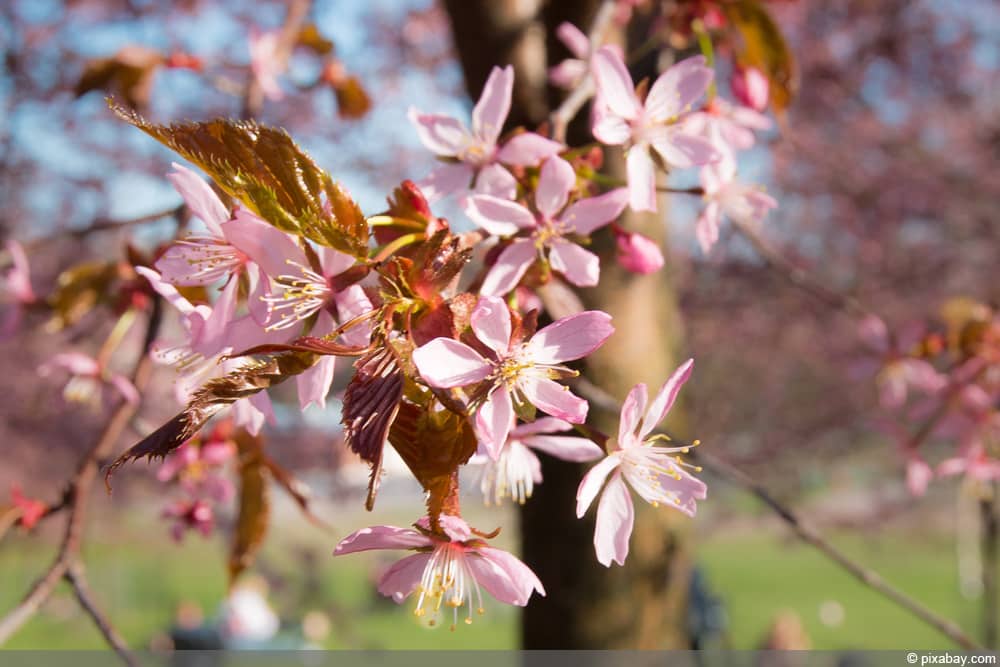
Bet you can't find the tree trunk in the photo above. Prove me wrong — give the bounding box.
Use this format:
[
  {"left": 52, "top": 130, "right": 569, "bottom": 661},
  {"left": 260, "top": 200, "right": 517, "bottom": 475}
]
[{"left": 441, "top": 0, "right": 695, "bottom": 648}]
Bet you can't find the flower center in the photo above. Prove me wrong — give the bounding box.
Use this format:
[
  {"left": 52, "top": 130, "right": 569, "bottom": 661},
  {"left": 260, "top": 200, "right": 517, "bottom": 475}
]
[
  {"left": 260, "top": 260, "right": 332, "bottom": 331},
  {"left": 480, "top": 440, "right": 536, "bottom": 506},
  {"left": 171, "top": 236, "right": 246, "bottom": 283},
  {"left": 413, "top": 543, "right": 486, "bottom": 630}
]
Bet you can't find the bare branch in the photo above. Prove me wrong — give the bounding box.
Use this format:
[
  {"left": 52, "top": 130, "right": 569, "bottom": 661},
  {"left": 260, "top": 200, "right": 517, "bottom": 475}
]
[{"left": 65, "top": 564, "right": 138, "bottom": 667}]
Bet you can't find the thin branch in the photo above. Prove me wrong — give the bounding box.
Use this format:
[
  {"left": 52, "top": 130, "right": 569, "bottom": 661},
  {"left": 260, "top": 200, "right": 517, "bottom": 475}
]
[
  {"left": 65, "top": 564, "right": 137, "bottom": 667},
  {"left": 572, "top": 377, "right": 983, "bottom": 650},
  {"left": 549, "top": 0, "right": 617, "bottom": 144},
  {"left": 21, "top": 205, "right": 184, "bottom": 253},
  {"left": 0, "top": 296, "right": 162, "bottom": 657},
  {"left": 240, "top": 0, "right": 311, "bottom": 119}
]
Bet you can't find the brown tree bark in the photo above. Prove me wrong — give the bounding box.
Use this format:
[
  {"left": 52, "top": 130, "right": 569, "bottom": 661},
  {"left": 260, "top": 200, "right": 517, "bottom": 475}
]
[{"left": 441, "top": 0, "right": 694, "bottom": 648}]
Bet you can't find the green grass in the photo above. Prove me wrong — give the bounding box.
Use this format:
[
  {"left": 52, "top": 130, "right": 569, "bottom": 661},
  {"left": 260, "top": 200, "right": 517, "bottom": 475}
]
[{"left": 0, "top": 509, "right": 988, "bottom": 649}]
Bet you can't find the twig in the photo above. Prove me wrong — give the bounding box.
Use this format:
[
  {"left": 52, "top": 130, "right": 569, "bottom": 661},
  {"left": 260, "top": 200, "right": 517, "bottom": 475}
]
[
  {"left": 549, "top": 0, "right": 617, "bottom": 144},
  {"left": 20, "top": 205, "right": 184, "bottom": 253},
  {"left": 0, "top": 296, "right": 162, "bottom": 658},
  {"left": 730, "top": 217, "right": 871, "bottom": 319},
  {"left": 240, "top": 0, "right": 311, "bottom": 119},
  {"left": 65, "top": 564, "right": 137, "bottom": 667},
  {"left": 572, "top": 377, "right": 983, "bottom": 650}
]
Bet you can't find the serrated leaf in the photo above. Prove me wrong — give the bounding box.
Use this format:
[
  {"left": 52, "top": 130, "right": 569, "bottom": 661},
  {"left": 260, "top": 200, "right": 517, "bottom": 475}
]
[
  {"left": 110, "top": 103, "right": 369, "bottom": 257},
  {"left": 387, "top": 400, "right": 477, "bottom": 524},
  {"left": 341, "top": 346, "right": 404, "bottom": 511},
  {"left": 229, "top": 432, "right": 270, "bottom": 584},
  {"left": 105, "top": 351, "right": 317, "bottom": 486},
  {"left": 725, "top": 0, "right": 797, "bottom": 111}
]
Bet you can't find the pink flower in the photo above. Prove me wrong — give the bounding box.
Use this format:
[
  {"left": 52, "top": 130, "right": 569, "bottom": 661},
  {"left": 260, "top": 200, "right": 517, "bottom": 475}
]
[
  {"left": 39, "top": 352, "right": 139, "bottom": 407},
  {"left": 158, "top": 428, "right": 236, "bottom": 504},
  {"left": 591, "top": 47, "right": 719, "bottom": 212},
  {"left": 858, "top": 315, "right": 946, "bottom": 410},
  {"left": 549, "top": 22, "right": 591, "bottom": 90},
  {"left": 249, "top": 29, "right": 285, "bottom": 102},
  {"left": 731, "top": 65, "right": 770, "bottom": 112},
  {"left": 905, "top": 454, "right": 933, "bottom": 497},
  {"left": 938, "top": 444, "right": 1000, "bottom": 483},
  {"left": 1, "top": 240, "right": 36, "bottom": 338},
  {"left": 697, "top": 146, "right": 778, "bottom": 253},
  {"left": 466, "top": 157, "right": 629, "bottom": 295},
  {"left": 11, "top": 485, "right": 46, "bottom": 531},
  {"left": 412, "top": 296, "right": 614, "bottom": 458},
  {"left": 473, "top": 417, "right": 604, "bottom": 505},
  {"left": 576, "top": 359, "right": 706, "bottom": 566},
  {"left": 157, "top": 163, "right": 303, "bottom": 342},
  {"left": 683, "top": 97, "right": 772, "bottom": 154},
  {"left": 333, "top": 514, "right": 545, "bottom": 628},
  {"left": 409, "top": 65, "right": 563, "bottom": 201},
  {"left": 163, "top": 499, "right": 215, "bottom": 542},
  {"left": 614, "top": 228, "right": 664, "bottom": 274}
]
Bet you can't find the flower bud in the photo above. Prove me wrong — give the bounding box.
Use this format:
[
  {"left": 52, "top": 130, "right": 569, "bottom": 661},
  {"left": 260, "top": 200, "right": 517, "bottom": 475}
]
[
  {"left": 731, "top": 65, "right": 769, "bottom": 112},
  {"left": 615, "top": 229, "right": 664, "bottom": 274}
]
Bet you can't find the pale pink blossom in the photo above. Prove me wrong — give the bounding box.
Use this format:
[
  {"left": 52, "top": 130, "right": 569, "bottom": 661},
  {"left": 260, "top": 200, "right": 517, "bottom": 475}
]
[
  {"left": 38, "top": 352, "right": 139, "bottom": 407},
  {"left": 156, "top": 163, "right": 301, "bottom": 340},
  {"left": 697, "top": 144, "right": 778, "bottom": 253},
  {"left": 576, "top": 359, "right": 706, "bottom": 566},
  {"left": 731, "top": 65, "right": 770, "bottom": 112},
  {"left": 1, "top": 240, "right": 36, "bottom": 337},
  {"left": 858, "top": 315, "right": 946, "bottom": 410},
  {"left": 938, "top": 444, "right": 1000, "bottom": 483},
  {"left": 472, "top": 417, "right": 604, "bottom": 505},
  {"left": 905, "top": 454, "right": 933, "bottom": 496},
  {"left": 163, "top": 499, "right": 215, "bottom": 542},
  {"left": 249, "top": 30, "right": 285, "bottom": 102},
  {"left": 549, "top": 22, "right": 591, "bottom": 90},
  {"left": 158, "top": 428, "right": 236, "bottom": 504},
  {"left": 412, "top": 296, "right": 613, "bottom": 458},
  {"left": 334, "top": 514, "right": 544, "bottom": 628},
  {"left": 409, "top": 65, "right": 563, "bottom": 201},
  {"left": 683, "top": 97, "right": 772, "bottom": 154},
  {"left": 591, "top": 47, "right": 719, "bottom": 212},
  {"left": 466, "top": 157, "right": 628, "bottom": 295},
  {"left": 614, "top": 228, "right": 665, "bottom": 274}
]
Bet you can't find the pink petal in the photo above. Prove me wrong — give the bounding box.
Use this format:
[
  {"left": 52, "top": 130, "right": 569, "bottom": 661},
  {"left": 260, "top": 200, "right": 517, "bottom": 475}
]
[
  {"left": 556, "top": 22, "right": 590, "bottom": 58},
  {"left": 906, "top": 457, "right": 932, "bottom": 497},
  {"left": 511, "top": 416, "right": 573, "bottom": 437},
  {"left": 560, "top": 188, "right": 628, "bottom": 236},
  {"left": 522, "top": 434, "right": 604, "bottom": 462},
  {"left": 480, "top": 239, "right": 536, "bottom": 297},
  {"left": 476, "top": 385, "right": 515, "bottom": 460},
  {"left": 535, "top": 157, "right": 576, "bottom": 218},
  {"left": 406, "top": 108, "right": 469, "bottom": 157},
  {"left": 549, "top": 59, "right": 588, "bottom": 90},
  {"left": 576, "top": 454, "right": 622, "bottom": 517},
  {"left": 136, "top": 266, "right": 195, "bottom": 316},
  {"left": 469, "top": 546, "right": 545, "bottom": 606},
  {"left": 696, "top": 202, "right": 721, "bottom": 254},
  {"left": 593, "top": 114, "right": 631, "bottom": 145},
  {"left": 333, "top": 285, "right": 374, "bottom": 348},
  {"left": 731, "top": 65, "right": 770, "bottom": 112},
  {"left": 167, "top": 163, "right": 228, "bottom": 235},
  {"left": 470, "top": 296, "right": 512, "bottom": 355},
  {"left": 296, "top": 311, "right": 337, "bottom": 409},
  {"left": 592, "top": 47, "right": 640, "bottom": 120},
  {"left": 44, "top": 352, "right": 99, "bottom": 377},
  {"left": 412, "top": 338, "right": 493, "bottom": 388},
  {"left": 645, "top": 56, "right": 712, "bottom": 122},
  {"left": 496, "top": 133, "right": 564, "bottom": 167},
  {"left": 616, "top": 230, "right": 664, "bottom": 274},
  {"left": 518, "top": 375, "right": 588, "bottom": 423},
  {"left": 109, "top": 374, "right": 140, "bottom": 405},
  {"left": 195, "top": 277, "right": 239, "bottom": 356},
  {"left": 474, "top": 163, "right": 518, "bottom": 200},
  {"left": 472, "top": 65, "right": 513, "bottom": 147},
  {"left": 639, "top": 358, "right": 693, "bottom": 439},
  {"left": 548, "top": 239, "right": 600, "bottom": 287},
  {"left": 626, "top": 148, "right": 657, "bottom": 212},
  {"left": 465, "top": 195, "right": 537, "bottom": 237},
  {"left": 378, "top": 553, "right": 432, "bottom": 603},
  {"left": 594, "top": 471, "right": 634, "bottom": 567},
  {"left": 618, "top": 383, "right": 648, "bottom": 449},
  {"left": 649, "top": 129, "right": 720, "bottom": 168},
  {"left": 524, "top": 310, "right": 614, "bottom": 364},
  {"left": 418, "top": 163, "right": 474, "bottom": 202},
  {"left": 437, "top": 514, "right": 474, "bottom": 542},
  {"left": 224, "top": 211, "right": 304, "bottom": 279},
  {"left": 334, "top": 525, "right": 432, "bottom": 555},
  {"left": 246, "top": 264, "right": 270, "bottom": 325},
  {"left": 5, "top": 240, "right": 34, "bottom": 302}
]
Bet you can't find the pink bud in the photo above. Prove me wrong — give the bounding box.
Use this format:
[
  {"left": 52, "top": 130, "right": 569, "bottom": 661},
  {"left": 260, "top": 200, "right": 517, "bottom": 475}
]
[
  {"left": 731, "top": 65, "right": 769, "bottom": 112},
  {"left": 615, "top": 229, "right": 664, "bottom": 274}
]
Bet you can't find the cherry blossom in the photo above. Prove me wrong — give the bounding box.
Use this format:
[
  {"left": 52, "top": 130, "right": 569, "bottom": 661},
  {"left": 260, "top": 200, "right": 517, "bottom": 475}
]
[
  {"left": 576, "top": 359, "right": 706, "bottom": 566},
  {"left": 163, "top": 499, "right": 215, "bottom": 542},
  {"left": 466, "top": 156, "right": 628, "bottom": 295},
  {"left": 412, "top": 296, "right": 613, "bottom": 458},
  {"left": 10, "top": 485, "right": 46, "bottom": 531},
  {"left": 731, "top": 65, "right": 770, "bottom": 112},
  {"left": 334, "top": 514, "right": 544, "bottom": 629},
  {"left": 858, "top": 315, "right": 946, "bottom": 410},
  {"left": 472, "top": 417, "right": 604, "bottom": 506},
  {"left": 409, "top": 65, "right": 563, "bottom": 201},
  {"left": 248, "top": 29, "right": 285, "bottom": 102},
  {"left": 696, "top": 144, "right": 778, "bottom": 254},
  {"left": 591, "top": 47, "right": 719, "bottom": 211},
  {"left": 1, "top": 240, "right": 36, "bottom": 338},
  {"left": 683, "top": 97, "right": 772, "bottom": 154},
  {"left": 38, "top": 352, "right": 139, "bottom": 407},
  {"left": 549, "top": 22, "right": 591, "bottom": 90}
]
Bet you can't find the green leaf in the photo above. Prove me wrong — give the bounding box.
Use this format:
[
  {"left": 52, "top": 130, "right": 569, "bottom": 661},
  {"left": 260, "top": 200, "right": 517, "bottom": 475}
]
[
  {"left": 724, "top": 0, "right": 797, "bottom": 112},
  {"left": 109, "top": 102, "right": 369, "bottom": 257}
]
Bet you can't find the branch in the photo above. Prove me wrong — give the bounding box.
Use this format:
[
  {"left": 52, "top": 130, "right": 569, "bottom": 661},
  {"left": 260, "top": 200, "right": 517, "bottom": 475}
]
[
  {"left": 65, "top": 564, "right": 137, "bottom": 667},
  {"left": 572, "top": 377, "right": 983, "bottom": 650},
  {"left": 21, "top": 205, "right": 184, "bottom": 253},
  {"left": 0, "top": 296, "right": 162, "bottom": 658},
  {"left": 240, "top": 0, "right": 311, "bottom": 119},
  {"left": 549, "top": 0, "right": 617, "bottom": 144}
]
